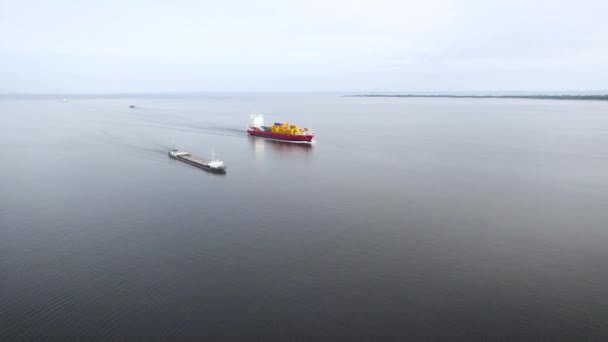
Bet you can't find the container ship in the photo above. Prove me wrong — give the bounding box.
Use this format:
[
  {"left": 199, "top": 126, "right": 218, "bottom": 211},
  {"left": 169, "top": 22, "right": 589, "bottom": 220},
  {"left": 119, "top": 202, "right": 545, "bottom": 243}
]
[{"left": 247, "top": 113, "right": 315, "bottom": 143}]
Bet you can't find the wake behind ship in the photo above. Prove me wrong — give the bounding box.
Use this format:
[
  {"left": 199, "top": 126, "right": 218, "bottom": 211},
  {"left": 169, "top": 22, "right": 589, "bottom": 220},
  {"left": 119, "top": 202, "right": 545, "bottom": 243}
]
[{"left": 247, "top": 113, "right": 315, "bottom": 143}]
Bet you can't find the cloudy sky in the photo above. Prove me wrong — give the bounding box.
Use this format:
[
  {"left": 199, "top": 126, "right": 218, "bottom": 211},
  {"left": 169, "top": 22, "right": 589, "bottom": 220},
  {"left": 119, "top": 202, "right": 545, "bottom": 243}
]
[{"left": 1, "top": 0, "right": 607, "bottom": 93}]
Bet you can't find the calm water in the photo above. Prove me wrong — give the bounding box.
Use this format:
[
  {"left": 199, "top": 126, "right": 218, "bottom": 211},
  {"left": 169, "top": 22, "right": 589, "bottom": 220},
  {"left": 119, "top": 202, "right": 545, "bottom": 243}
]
[{"left": 1, "top": 94, "right": 608, "bottom": 340}]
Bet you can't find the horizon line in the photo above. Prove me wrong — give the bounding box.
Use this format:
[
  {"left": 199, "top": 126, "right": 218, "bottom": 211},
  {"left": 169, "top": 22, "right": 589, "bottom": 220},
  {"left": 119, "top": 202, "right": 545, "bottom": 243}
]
[{"left": 2, "top": 90, "right": 608, "bottom": 96}]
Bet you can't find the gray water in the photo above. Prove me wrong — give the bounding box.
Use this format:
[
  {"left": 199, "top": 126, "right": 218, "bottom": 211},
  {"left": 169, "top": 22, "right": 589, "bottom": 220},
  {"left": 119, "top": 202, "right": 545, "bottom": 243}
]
[{"left": 1, "top": 94, "right": 608, "bottom": 340}]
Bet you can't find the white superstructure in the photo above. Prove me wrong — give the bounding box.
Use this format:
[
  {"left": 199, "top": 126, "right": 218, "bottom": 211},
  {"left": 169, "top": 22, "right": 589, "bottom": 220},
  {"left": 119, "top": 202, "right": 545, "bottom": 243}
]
[{"left": 249, "top": 112, "right": 264, "bottom": 128}]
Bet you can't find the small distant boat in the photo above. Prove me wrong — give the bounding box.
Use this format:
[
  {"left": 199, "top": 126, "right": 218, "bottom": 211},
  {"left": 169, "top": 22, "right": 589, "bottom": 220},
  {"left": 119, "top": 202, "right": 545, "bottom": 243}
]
[
  {"left": 129, "top": 105, "right": 136, "bottom": 108},
  {"left": 168, "top": 149, "right": 227, "bottom": 173}
]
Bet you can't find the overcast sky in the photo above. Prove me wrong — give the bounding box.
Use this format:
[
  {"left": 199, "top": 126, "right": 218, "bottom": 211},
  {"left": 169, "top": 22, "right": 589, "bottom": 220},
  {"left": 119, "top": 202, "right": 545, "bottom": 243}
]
[{"left": 1, "top": 0, "right": 607, "bottom": 93}]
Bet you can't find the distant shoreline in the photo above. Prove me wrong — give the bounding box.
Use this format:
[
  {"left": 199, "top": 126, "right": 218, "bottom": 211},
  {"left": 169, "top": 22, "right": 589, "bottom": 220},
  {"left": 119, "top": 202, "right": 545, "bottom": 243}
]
[{"left": 344, "top": 94, "right": 608, "bottom": 101}]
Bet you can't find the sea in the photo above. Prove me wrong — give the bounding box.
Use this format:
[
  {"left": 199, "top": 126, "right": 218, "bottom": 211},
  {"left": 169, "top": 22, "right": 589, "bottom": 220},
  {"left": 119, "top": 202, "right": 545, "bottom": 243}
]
[{"left": 1, "top": 94, "right": 608, "bottom": 340}]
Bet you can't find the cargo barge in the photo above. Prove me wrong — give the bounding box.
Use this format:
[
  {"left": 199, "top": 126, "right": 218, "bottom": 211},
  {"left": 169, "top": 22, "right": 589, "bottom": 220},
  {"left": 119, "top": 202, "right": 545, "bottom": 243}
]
[
  {"left": 168, "top": 149, "right": 227, "bottom": 173},
  {"left": 247, "top": 113, "right": 315, "bottom": 143}
]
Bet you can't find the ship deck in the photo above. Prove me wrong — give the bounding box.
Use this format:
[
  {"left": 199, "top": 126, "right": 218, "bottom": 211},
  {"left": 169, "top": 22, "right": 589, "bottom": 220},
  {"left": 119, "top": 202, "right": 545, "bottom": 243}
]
[{"left": 179, "top": 155, "right": 210, "bottom": 165}]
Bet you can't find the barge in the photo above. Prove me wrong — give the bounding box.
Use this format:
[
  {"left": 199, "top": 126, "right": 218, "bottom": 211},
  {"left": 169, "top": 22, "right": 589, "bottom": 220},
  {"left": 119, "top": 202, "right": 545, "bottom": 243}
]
[{"left": 168, "top": 149, "right": 227, "bottom": 173}]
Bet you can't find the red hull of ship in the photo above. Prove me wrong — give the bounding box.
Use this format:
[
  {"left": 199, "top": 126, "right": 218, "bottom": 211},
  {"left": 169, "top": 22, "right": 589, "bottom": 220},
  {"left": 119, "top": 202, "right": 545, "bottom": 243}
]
[{"left": 247, "top": 129, "right": 314, "bottom": 143}]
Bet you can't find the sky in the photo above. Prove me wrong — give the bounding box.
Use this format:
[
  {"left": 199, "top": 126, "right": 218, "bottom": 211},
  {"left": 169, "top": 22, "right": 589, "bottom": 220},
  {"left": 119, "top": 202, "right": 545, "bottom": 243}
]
[{"left": 1, "top": 0, "right": 607, "bottom": 93}]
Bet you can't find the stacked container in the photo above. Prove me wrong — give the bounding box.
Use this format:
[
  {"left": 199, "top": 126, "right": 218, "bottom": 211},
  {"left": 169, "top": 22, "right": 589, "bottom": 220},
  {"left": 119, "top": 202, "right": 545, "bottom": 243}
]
[{"left": 268, "top": 122, "right": 309, "bottom": 135}]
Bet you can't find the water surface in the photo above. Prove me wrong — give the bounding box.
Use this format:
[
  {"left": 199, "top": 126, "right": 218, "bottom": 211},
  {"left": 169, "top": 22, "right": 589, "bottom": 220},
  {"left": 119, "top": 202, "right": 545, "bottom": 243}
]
[{"left": 1, "top": 94, "right": 608, "bottom": 340}]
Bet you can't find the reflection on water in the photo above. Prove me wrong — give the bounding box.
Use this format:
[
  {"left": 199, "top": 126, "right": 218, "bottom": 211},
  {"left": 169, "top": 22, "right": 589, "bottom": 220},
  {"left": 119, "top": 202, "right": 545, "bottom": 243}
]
[{"left": 248, "top": 136, "right": 313, "bottom": 158}]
